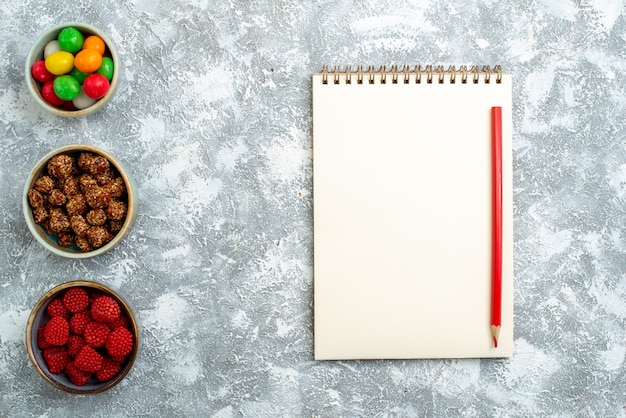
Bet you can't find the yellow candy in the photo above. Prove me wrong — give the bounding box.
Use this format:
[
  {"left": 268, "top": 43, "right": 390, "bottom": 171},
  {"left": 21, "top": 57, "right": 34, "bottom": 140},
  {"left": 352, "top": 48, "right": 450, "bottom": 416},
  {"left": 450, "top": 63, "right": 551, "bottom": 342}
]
[{"left": 45, "top": 51, "right": 74, "bottom": 75}]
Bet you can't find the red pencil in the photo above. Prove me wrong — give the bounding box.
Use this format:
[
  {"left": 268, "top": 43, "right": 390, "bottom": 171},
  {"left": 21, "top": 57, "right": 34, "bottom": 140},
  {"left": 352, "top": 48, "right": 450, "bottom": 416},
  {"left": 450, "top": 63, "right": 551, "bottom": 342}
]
[{"left": 491, "top": 106, "right": 503, "bottom": 348}]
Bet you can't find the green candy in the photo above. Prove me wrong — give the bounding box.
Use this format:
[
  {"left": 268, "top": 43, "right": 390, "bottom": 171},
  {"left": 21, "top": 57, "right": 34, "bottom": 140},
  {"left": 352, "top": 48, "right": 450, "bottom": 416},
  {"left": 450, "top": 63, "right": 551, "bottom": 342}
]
[
  {"left": 53, "top": 75, "right": 81, "bottom": 101},
  {"left": 96, "top": 57, "right": 114, "bottom": 81},
  {"left": 69, "top": 68, "right": 89, "bottom": 84},
  {"left": 57, "top": 27, "right": 84, "bottom": 54}
]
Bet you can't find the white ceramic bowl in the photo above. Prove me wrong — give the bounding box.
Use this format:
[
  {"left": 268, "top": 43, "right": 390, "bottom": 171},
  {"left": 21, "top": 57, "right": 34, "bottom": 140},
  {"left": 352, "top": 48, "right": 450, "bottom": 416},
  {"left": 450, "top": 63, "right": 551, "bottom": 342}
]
[
  {"left": 23, "top": 144, "right": 137, "bottom": 258},
  {"left": 25, "top": 22, "right": 119, "bottom": 117}
]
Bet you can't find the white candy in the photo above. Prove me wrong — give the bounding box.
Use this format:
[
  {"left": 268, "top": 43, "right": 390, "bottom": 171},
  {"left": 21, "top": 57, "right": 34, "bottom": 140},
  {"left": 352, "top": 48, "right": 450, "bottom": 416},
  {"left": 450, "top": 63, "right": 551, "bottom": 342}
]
[
  {"left": 43, "top": 40, "right": 61, "bottom": 58},
  {"left": 73, "top": 87, "right": 97, "bottom": 109}
]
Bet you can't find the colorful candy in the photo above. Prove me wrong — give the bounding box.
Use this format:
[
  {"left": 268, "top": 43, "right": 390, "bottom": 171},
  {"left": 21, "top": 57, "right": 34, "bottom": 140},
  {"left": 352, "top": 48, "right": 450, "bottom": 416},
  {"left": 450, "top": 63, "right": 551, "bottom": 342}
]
[
  {"left": 83, "top": 36, "right": 105, "bottom": 55},
  {"left": 41, "top": 81, "right": 64, "bottom": 106},
  {"left": 73, "top": 87, "right": 97, "bottom": 109},
  {"left": 43, "top": 40, "right": 61, "bottom": 58},
  {"left": 96, "top": 57, "right": 114, "bottom": 81},
  {"left": 69, "top": 67, "right": 89, "bottom": 84},
  {"left": 32, "top": 60, "right": 55, "bottom": 83},
  {"left": 45, "top": 51, "right": 74, "bottom": 75},
  {"left": 83, "top": 74, "right": 110, "bottom": 99},
  {"left": 31, "top": 27, "right": 114, "bottom": 111},
  {"left": 74, "top": 49, "right": 102, "bottom": 73},
  {"left": 57, "top": 27, "right": 84, "bottom": 54},
  {"left": 53, "top": 75, "right": 80, "bottom": 101}
]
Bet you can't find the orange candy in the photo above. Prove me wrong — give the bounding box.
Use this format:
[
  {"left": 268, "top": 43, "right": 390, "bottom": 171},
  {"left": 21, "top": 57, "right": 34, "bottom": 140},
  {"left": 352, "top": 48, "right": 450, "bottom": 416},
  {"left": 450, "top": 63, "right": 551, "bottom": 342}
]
[
  {"left": 73, "top": 49, "right": 102, "bottom": 73},
  {"left": 83, "top": 35, "right": 105, "bottom": 56}
]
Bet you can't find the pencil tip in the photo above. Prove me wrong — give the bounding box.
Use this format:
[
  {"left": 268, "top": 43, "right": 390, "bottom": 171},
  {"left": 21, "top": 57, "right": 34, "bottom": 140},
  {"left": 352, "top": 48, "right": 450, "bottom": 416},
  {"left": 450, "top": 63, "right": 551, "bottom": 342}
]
[{"left": 490, "top": 325, "right": 501, "bottom": 348}]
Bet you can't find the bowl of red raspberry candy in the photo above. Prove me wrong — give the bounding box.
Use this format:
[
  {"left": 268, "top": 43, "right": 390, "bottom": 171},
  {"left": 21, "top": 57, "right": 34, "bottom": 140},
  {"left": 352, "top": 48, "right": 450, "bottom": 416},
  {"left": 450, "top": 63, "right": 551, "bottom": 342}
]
[
  {"left": 25, "top": 281, "right": 139, "bottom": 394},
  {"left": 23, "top": 144, "right": 137, "bottom": 258}
]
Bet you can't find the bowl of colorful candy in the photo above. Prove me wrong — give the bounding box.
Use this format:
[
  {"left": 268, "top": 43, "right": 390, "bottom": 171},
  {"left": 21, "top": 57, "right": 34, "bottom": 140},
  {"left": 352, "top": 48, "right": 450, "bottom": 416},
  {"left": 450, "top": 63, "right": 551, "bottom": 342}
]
[
  {"left": 26, "top": 22, "right": 118, "bottom": 116},
  {"left": 26, "top": 280, "right": 139, "bottom": 394},
  {"left": 23, "top": 144, "right": 137, "bottom": 258}
]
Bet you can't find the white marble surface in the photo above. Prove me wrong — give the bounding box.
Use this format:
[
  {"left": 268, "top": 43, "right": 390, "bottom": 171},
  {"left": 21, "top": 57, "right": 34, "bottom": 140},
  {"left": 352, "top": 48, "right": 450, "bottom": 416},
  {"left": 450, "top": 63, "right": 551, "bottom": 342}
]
[{"left": 0, "top": 0, "right": 625, "bottom": 416}]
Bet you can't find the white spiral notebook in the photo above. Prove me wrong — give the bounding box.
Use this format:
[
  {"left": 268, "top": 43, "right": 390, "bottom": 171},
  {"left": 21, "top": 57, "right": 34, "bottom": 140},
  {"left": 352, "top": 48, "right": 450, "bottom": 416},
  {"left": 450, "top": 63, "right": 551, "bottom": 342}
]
[{"left": 312, "top": 65, "right": 514, "bottom": 360}]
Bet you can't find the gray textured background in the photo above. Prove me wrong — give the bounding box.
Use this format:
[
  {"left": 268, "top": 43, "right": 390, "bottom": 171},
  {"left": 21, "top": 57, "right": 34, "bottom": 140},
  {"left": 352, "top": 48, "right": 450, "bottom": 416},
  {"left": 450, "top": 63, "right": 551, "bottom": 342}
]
[{"left": 1, "top": 0, "right": 625, "bottom": 417}]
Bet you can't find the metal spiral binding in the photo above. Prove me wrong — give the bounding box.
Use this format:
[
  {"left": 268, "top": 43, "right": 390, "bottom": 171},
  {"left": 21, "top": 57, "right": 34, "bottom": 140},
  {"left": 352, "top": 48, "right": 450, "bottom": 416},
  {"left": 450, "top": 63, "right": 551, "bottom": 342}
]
[{"left": 320, "top": 65, "right": 502, "bottom": 85}]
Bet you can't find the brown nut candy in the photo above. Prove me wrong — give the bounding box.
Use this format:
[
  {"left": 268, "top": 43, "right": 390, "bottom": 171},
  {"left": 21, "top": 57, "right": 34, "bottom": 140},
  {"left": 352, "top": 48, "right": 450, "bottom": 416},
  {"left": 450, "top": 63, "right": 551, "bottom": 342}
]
[
  {"left": 70, "top": 214, "right": 90, "bottom": 237},
  {"left": 47, "top": 154, "right": 76, "bottom": 179},
  {"left": 33, "top": 207, "right": 49, "bottom": 224},
  {"left": 28, "top": 189, "right": 45, "bottom": 209},
  {"left": 77, "top": 153, "right": 92, "bottom": 171},
  {"left": 33, "top": 176, "right": 56, "bottom": 194},
  {"left": 79, "top": 174, "right": 98, "bottom": 192},
  {"left": 109, "top": 220, "right": 124, "bottom": 233},
  {"left": 78, "top": 152, "right": 110, "bottom": 176},
  {"left": 57, "top": 231, "right": 75, "bottom": 247},
  {"left": 61, "top": 177, "right": 82, "bottom": 196},
  {"left": 66, "top": 194, "right": 88, "bottom": 216},
  {"left": 104, "top": 177, "right": 126, "bottom": 199},
  {"left": 42, "top": 220, "right": 55, "bottom": 235},
  {"left": 85, "top": 187, "right": 112, "bottom": 209},
  {"left": 48, "top": 208, "right": 70, "bottom": 234},
  {"left": 75, "top": 235, "right": 92, "bottom": 252},
  {"left": 106, "top": 201, "right": 127, "bottom": 221},
  {"left": 86, "top": 225, "right": 112, "bottom": 248},
  {"left": 95, "top": 169, "right": 115, "bottom": 186},
  {"left": 86, "top": 209, "right": 107, "bottom": 226},
  {"left": 48, "top": 189, "right": 67, "bottom": 206}
]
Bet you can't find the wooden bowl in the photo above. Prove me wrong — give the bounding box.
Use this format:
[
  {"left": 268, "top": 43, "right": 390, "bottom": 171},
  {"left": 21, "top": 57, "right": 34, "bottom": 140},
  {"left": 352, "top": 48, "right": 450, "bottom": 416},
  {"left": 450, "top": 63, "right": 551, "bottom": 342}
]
[{"left": 26, "top": 281, "right": 139, "bottom": 394}]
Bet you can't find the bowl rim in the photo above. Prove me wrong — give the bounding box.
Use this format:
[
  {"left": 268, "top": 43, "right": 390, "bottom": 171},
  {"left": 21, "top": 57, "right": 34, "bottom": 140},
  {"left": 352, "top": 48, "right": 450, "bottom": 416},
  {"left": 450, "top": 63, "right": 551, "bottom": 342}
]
[
  {"left": 22, "top": 144, "right": 136, "bottom": 259},
  {"left": 25, "top": 280, "right": 139, "bottom": 394},
  {"left": 25, "top": 22, "right": 119, "bottom": 117}
]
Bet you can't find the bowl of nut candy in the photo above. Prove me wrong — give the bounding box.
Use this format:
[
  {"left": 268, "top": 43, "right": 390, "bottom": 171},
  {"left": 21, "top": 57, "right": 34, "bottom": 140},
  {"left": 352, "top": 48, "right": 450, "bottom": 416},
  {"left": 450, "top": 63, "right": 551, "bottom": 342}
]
[
  {"left": 23, "top": 144, "right": 136, "bottom": 258},
  {"left": 25, "top": 280, "right": 139, "bottom": 394},
  {"left": 26, "top": 22, "right": 119, "bottom": 117}
]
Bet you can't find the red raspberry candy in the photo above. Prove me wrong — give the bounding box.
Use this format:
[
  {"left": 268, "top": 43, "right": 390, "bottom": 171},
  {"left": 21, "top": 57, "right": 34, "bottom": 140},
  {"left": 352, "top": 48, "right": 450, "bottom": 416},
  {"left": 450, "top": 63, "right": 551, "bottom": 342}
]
[
  {"left": 69, "top": 311, "right": 91, "bottom": 335},
  {"left": 43, "top": 316, "right": 70, "bottom": 346},
  {"left": 42, "top": 347, "right": 69, "bottom": 374},
  {"left": 84, "top": 322, "right": 110, "bottom": 348},
  {"left": 66, "top": 361, "right": 91, "bottom": 386},
  {"left": 63, "top": 287, "right": 89, "bottom": 313},
  {"left": 37, "top": 325, "right": 52, "bottom": 350},
  {"left": 108, "top": 314, "right": 129, "bottom": 331},
  {"left": 96, "top": 357, "right": 122, "bottom": 382},
  {"left": 46, "top": 298, "right": 69, "bottom": 319},
  {"left": 109, "top": 354, "right": 127, "bottom": 364},
  {"left": 67, "top": 334, "right": 86, "bottom": 358},
  {"left": 74, "top": 345, "right": 103, "bottom": 373},
  {"left": 106, "top": 326, "right": 134, "bottom": 357},
  {"left": 91, "top": 295, "right": 121, "bottom": 323}
]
